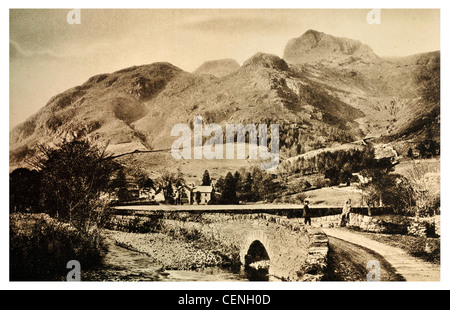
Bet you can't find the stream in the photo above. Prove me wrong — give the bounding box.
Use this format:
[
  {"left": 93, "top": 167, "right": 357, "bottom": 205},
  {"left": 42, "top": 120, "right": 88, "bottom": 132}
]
[{"left": 83, "top": 238, "right": 271, "bottom": 282}]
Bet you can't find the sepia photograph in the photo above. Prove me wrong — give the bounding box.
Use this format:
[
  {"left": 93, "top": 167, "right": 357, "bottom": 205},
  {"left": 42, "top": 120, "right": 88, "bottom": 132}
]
[{"left": 8, "top": 8, "right": 441, "bottom": 284}]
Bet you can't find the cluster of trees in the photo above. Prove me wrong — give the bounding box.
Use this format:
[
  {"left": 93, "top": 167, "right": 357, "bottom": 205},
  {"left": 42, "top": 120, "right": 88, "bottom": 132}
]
[
  {"left": 109, "top": 167, "right": 154, "bottom": 202},
  {"left": 278, "top": 143, "right": 438, "bottom": 217},
  {"left": 9, "top": 139, "right": 117, "bottom": 280},
  {"left": 154, "top": 171, "right": 185, "bottom": 204},
  {"left": 358, "top": 157, "right": 439, "bottom": 217},
  {"left": 213, "top": 167, "right": 279, "bottom": 204},
  {"left": 407, "top": 139, "right": 440, "bottom": 159},
  {"left": 282, "top": 147, "right": 374, "bottom": 186},
  {"left": 278, "top": 122, "right": 354, "bottom": 158},
  {"left": 110, "top": 167, "right": 189, "bottom": 205},
  {"left": 10, "top": 139, "right": 115, "bottom": 232}
]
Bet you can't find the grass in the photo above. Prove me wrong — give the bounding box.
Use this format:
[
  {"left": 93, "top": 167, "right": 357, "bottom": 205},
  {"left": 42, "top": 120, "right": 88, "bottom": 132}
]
[{"left": 301, "top": 185, "right": 363, "bottom": 207}]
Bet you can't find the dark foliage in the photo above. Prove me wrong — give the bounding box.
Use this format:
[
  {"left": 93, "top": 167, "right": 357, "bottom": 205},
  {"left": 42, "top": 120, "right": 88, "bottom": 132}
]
[
  {"left": 10, "top": 214, "right": 104, "bottom": 281},
  {"left": 30, "top": 138, "right": 116, "bottom": 231},
  {"left": 218, "top": 172, "right": 239, "bottom": 204},
  {"left": 10, "top": 168, "right": 41, "bottom": 213},
  {"left": 201, "top": 170, "right": 211, "bottom": 186}
]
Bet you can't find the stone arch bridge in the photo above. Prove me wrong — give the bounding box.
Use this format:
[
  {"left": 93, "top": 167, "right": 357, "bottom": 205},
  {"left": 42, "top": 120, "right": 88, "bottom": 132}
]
[
  {"left": 112, "top": 211, "right": 329, "bottom": 281},
  {"left": 235, "top": 217, "right": 329, "bottom": 281}
]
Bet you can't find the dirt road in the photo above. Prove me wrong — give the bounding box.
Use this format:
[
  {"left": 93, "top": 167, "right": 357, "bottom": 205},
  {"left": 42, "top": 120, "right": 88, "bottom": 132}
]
[
  {"left": 323, "top": 228, "right": 440, "bottom": 281},
  {"left": 325, "top": 236, "right": 404, "bottom": 281}
]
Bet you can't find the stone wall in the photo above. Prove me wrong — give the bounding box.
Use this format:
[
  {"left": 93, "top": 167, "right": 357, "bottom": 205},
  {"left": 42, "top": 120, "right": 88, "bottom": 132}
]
[
  {"left": 348, "top": 213, "right": 387, "bottom": 233},
  {"left": 407, "top": 221, "right": 428, "bottom": 237},
  {"left": 311, "top": 213, "right": 441, "bottom": 237},
  {"left": 302, "top": 228, "right": 328, "bottom": 281},
  {"left": 310, "top": 214, "right": 341, "bottom": 228},
  {"left": 310, "top": 213, "right": 387, "bottom": 233},
  {"left": 407, "top": 216, "right": 440, "bottom": 237}
]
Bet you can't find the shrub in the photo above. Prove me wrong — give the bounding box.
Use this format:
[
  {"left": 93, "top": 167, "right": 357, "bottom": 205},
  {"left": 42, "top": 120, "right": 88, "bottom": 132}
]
[
  {"left": 10, "top": 168, "right": 41, "bottom": 213},
  {"left": 30, "top": 138, "right": 115, "bottom": 232},
  {"left": 10, "top": 213, "right": 104, "bottom": 281}
]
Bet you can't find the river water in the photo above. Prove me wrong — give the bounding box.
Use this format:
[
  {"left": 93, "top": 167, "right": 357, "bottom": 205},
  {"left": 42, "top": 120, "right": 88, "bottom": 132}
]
[{"left": 83, "top": 239, "right": 271, "bottom": 282}]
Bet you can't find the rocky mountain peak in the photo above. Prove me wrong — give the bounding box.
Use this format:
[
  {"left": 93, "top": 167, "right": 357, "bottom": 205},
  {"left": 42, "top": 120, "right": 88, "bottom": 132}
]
[
  {"left": 283, "top": 29, "right": 379, "bottom": 64},
  {"left": 242, "top": 52, "right": 289, "bottom": 71},
  {"left": 194, "top": 58, "right": 240, "bottom": 78}
]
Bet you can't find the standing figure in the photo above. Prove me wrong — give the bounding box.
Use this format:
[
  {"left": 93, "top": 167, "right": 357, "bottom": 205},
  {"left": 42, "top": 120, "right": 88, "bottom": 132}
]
[
  {"left": 303, "top": 199, "right": 311, "bottom": 226},
  {"left": 341, "top": 199, "right": 352, "bottom": 226}
]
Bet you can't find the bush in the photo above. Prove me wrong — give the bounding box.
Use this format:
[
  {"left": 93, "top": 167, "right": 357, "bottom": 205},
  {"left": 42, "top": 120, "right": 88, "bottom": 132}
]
[
  {"left": 10, "top": 168, "right": 41, "bottom": 213},
  {"left": 10, "top": 213, "right": 104, "bottom": 281},
  {"left": 31, "top": 138, "right": 115, "bottom": 232}
]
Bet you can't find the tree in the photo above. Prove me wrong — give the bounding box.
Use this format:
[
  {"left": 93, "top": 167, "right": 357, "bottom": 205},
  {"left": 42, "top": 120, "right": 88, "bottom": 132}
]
[
  {"left": 117, "top": 187, "right": 129, "bottom": 202},
  {"left": 360, "top": 173, "right": 415, "bottom": 215},
  {"left": 111, "top": 168, "right": 127, "bottom": 190},
  {"left": 142, "top": 178, "right": 155, "bottom": 189},
  {"left": 220, "top": 172, "right": 238, "bottom": 204},
  {"left": 31, "top": 138, "right": 115, "bottom": 232},
  {"left": 358, "top": 155, "right": 396, "bottom": 215},
  {"left": 339, "top": 163, "right": 353, "bottom": 186},
  {"left": 215, "top": 176, "right": 225, "bottom": 193},
  {"left": 407, "top": 148, "right": 414, "bottom": 159},
  {"left": 156, "top": 172, "right": 176, "bottom": 204},
  {"left": 174, "top": 168, "right": 185, "bottom": 188},
  {"left": 10, "top": 168, "right": 41, "bottom": 213},
  {"left": 195, "top": 191, "right": 202, "bottom": 205},
  {"left": 325, "top": 168, "right": 340, "bottom": 186},
  {"left": 250, "top": 167, "right": 277, "bottom": 202},
  {"left": 416, "top": 139, "right": 440, "bottom": 158},
  {"left": 240, "top": 172, "right": 254, "bottom": 202},
  {"left": 233, "top": 171, "right": 242, "bottom": 192},
  {"left": 384, "top": 175, "right": 415, "bottom": 215},
  {"left": 201, "top": 170, "right": 211, "bottom": 186},
  {"left": 406, "top": 160, "right": 440, "bottom": 217}
]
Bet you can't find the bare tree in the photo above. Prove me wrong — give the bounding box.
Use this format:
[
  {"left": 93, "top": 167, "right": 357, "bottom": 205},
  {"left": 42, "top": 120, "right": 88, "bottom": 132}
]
[
  {"left": 30, "top": 138, "right": 116, "bottom": 233},
  {"left": 406, "top": 160, "right": 440, "bottom": 217},
  {"left": 156, "top": 172, "right": 176, "bottom": 204}
]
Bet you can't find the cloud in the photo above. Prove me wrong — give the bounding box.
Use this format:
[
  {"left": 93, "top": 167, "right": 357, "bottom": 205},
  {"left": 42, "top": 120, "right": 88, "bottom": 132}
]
[
  {"left": 183, "top": 16, "right": 292, "bottom": 34},
  {"left": 9, "top": 41, "right": 24, "bottom": 59},
  {"left": 10, "top": 40, "right": 64, "bottom": 61}
]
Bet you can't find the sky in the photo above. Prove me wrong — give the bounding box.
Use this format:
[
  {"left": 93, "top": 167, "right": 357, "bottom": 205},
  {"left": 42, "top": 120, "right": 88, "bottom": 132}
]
[{"left": 9, "top": 9, "right": 440, "bottom": 129}]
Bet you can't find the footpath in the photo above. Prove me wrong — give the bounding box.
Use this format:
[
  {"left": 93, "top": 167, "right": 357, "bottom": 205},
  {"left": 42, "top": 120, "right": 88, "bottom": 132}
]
[{"left": 322, "top": 228, "right": 440, "bottom": 281}]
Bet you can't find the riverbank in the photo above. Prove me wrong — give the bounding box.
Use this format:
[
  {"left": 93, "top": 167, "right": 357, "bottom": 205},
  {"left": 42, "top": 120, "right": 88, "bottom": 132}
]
[
  {"left": 83, "top": 235, "right": 245, "bottom": 281},
  {"left": 106, "top": 230, "right": 230, "bottom": 270}
]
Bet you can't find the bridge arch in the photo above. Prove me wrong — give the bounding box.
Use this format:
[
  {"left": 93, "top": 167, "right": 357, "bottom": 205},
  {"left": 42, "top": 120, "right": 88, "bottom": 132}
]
[{"left": 240, "top": 230, "right": 274, "bottom": 266}]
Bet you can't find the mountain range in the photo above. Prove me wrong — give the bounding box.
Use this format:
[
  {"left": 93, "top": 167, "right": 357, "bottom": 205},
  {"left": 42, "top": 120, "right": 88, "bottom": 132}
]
[{"left": 10, "top": 29, "right": 440, "bottom": 172}]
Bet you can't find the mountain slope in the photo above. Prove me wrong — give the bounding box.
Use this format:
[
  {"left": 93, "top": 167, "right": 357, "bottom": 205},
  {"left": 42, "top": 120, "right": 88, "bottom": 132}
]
[
  {"left": 10, "top": 30, "right": 440, "bottom": 170},
  {"left": 10, "top": 52, "right": 363, "bottom": 167},
  {"left": 10, "top": 63, "right": 185, "bottom": 158}
]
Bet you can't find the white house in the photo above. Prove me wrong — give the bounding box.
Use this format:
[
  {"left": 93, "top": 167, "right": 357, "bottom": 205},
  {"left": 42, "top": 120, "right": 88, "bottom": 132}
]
[{"left": 192, "top": 186, "right": 213, "bottom": 205}]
